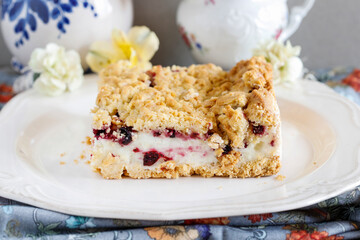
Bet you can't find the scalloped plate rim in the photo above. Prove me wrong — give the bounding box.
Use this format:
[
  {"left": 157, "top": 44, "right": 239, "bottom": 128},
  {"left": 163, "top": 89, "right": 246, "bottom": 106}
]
[{"left": 0, "top": 76, "right": 359, "bottom": 220}]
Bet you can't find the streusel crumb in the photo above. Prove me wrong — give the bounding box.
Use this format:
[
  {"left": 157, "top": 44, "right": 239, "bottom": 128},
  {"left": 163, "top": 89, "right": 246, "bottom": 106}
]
[{"left": 93, "top": 56, "right": 278, "bottom": 149}]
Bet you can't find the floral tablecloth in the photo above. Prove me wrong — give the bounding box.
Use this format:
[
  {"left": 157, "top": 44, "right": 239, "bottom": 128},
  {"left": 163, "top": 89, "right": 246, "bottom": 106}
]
[{"left": 1, "top": 67, "right": 360, "bottom": 240}]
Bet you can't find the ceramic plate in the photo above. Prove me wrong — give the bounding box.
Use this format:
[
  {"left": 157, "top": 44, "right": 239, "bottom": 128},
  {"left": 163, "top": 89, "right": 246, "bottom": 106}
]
[{"left": 0, "top": 75, "right": 360, "bottom": 220}]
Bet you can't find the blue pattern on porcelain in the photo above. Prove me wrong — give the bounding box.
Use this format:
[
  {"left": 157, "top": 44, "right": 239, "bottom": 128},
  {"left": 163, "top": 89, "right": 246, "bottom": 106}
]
[
  {"left": 1, "top": 0, "right": 133, "bottom": 72},
  {"left": 10, "top": 57, "right": 25, "bottom": 72},
  {"left": 1, "top": 0, "right": 97, "bottom": 48}
]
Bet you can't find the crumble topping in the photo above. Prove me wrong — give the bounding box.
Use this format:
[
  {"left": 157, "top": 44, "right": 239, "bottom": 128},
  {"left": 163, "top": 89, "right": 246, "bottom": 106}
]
[
  {"left": 92, "top": 108, "right": 112, "bottom": 129},
  {"left": 93, "top": 57, "right": 278, "bottom": 150}
]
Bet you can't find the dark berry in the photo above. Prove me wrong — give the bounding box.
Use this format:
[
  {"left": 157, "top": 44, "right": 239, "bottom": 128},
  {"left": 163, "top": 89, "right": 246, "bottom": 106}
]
[
  {"left": 270, "top": 140, "right": 275, "bottom": 147},
  {"left": 93, "top": 129, "right": 105, "bottom": 138},
  {"left": 143, "top": 151, "right": 161, "bottom": 166},
  {"left": 244, "top": 142, "right": 248, "bottom": 148},
  {"left": 190, "top": 132, "right": 199, "bottom": 139},
  {"left": 252, "top": 125, "right": 265, "bottom": 135},
  {"left": 133, "top": 148, "right": 140, "bottom": 152},
  {"left": 222, "top": 144, "right": 232, "bottom": 155},
  {"left": 205, "top": 130, "right": 213, "bottom": 139},
  {"left": 119, "top": 127, "right": 132, "bottom": 145},
  {"left": 153, "top": 130, "right": 162, "bottom": 137},
  {"left": 167, "top": 129, "right": 176, "bottom": 138}
]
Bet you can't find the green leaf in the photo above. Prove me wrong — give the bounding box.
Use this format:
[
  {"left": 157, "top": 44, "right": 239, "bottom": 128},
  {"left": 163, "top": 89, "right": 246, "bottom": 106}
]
[
  {"left": 282, "top": 223, "right": 316, "bottom": 233},
  {"left": 37, "top": 222, "right": 44, "bottom": 231},
  {"left": 272, "top": 212, "right": 306, "bottom": 224},
  {"left": 44, "top": 222, "right": 61, "bottom": 231},
  {"left": 33, "top": 72, "right": 41, "bottom": 82}
]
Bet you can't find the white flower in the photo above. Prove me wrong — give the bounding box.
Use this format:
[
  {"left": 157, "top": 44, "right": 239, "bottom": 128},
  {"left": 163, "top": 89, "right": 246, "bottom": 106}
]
[
  {"left": 253, "top": 40, "right": 303, "bottom": 84},
  {"left": 29, "top": 43, "right": 84, "bottom": 96}
]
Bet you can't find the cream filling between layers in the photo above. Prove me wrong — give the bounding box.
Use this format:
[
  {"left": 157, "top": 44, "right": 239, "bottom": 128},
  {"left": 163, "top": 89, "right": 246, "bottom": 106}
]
[
  {"left": 91, "top": 132, "right": 217, "bottom": 170},
  {"left": 91, "top": 131, "right": 281, "bottom": 171},
  {"left": 238, "top": 126, "right": 281, "bottom": 165}
]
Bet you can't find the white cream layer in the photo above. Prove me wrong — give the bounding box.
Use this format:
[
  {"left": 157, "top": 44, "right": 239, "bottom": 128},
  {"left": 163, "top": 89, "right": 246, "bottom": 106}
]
[
  {"left": 238, "top": 127, "right": 281, "bottom": 165},
  {"left": 92, "top": 131, "right": 280, "bottom": 170},
  {"left": 92, "top": 132, "right": 217, "bottom": 170}
]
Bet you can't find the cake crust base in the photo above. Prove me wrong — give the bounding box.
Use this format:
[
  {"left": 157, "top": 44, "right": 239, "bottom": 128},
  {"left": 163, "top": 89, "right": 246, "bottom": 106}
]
[{"left": 91, "top": 153, "right": 281, "bottom": 179}]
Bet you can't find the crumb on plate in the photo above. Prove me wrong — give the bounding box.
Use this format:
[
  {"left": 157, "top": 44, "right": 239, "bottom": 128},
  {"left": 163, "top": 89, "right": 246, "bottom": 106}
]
[
  {"left": 275, "top": 175, "right": 286, "bottom": 181},
  {"left": 86, "top": 136, "right": 92, "bottom": 145},
  {"left": 82, "top": 136, "right": 92, "bottom": 145}
]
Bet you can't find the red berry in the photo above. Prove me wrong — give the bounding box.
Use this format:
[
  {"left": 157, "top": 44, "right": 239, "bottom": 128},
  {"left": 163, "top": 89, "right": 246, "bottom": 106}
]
[
  {"left": 143, "top": 151, "right": 161, "bottom": 166},
  {"left": 252, "top": 125, "right": 265, "bottom": 135}
]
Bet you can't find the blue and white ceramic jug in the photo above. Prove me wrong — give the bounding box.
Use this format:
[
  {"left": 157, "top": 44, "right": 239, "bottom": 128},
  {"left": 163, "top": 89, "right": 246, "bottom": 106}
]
[{"left": 1, "top": 0, "right": 133, "bottom": 70}]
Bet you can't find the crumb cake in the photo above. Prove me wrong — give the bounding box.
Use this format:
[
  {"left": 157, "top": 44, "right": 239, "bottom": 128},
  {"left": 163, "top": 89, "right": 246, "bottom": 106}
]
[{"left": 90, "top": 56, "right": 281, "bottom": 179}]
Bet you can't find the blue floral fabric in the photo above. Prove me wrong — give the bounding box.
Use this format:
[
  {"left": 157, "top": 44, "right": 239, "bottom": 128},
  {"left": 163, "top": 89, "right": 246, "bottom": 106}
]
[{"left": 1, "top": 68, "right": 360, "bottom": 239}]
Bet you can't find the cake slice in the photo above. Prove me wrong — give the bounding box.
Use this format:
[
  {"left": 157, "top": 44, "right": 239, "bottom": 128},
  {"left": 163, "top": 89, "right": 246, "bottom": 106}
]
[{"left": 90, "top": 56, "right": 281, "bottom": 179}]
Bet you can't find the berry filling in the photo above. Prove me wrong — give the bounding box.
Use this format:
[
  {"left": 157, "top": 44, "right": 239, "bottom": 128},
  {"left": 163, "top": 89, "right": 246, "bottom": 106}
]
[
  {"left": 132, "top": 146, "right": 211, "bottom": 166},
  {"left": 120, "top": 127, "right": 132, "bottom": 145},
  {"left": 151, "top": 129, "right": 203, "bottom": 140},
  {"left": 143, "top": 150, "right": 172, "bottom": 166},
  {"left": 190, "top": 132, "right": 200, "bottom": 139},
  {"left": 93, "top": 124, "right": 134, "bottom": 146},
  {"left": 222, "top": 144, "right": 232, "bottom": 155},
  {"left": 152, "top": 131, "right": 162, "bottom": 137},
  {"left": 252, "top": 124, "right": 265, "bottom": 135},
  {"left": 166, "top": 129, "right": 176, "bottom": 138}
]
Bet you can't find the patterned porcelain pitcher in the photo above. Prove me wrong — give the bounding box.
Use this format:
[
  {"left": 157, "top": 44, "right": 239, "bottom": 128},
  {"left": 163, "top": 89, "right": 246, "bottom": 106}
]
[
  {"left": 1, "top": 0, "right": 133, "bottom": 71},
  {"left": 177, "top": 0, "right": 314, "bottom": 69}
]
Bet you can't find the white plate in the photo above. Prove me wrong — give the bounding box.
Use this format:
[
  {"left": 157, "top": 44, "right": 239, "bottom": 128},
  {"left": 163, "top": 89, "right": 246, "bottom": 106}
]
[{"left": 0, "top": 75, "right": 360, "bottom": 220}]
